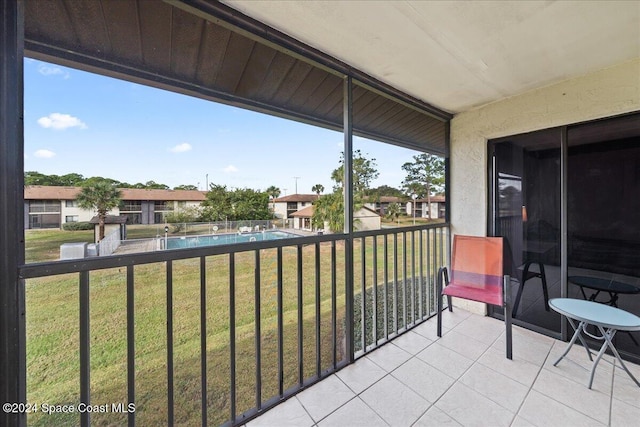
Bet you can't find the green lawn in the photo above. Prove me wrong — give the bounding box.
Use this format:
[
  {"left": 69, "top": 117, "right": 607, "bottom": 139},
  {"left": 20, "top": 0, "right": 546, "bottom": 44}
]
[
  {"left": 25, "top": 229, "right": 94, "bottom": 263},
  {"left": 24, "top": 229, "right": 442, "bottom": 426}
]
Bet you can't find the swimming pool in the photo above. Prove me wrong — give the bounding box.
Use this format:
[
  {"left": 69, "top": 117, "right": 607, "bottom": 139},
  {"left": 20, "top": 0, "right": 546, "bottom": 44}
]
[{"left": 166, "top": 230, "right": 298, "bottom": 249}]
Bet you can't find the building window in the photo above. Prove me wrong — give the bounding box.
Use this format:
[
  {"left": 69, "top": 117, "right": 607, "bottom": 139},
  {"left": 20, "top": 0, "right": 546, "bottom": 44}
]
[
  {"left": 154, "top": 201, "right": 172, "bottom": 211},
  {"left": 65, "top": 215, "right": 79, "bottom": 223},
  {"left": 122, "top": 213, "right": 142, "bottom": 224},
  {"left": 120, "top": 201, "right": 142, "bottom": 211},
  {"left": 177, "top": 201, "right": 186, "bottom": 208},
  {"left": 29, "top": 200, "right": 60, "bottom": 213},
  {"left": 65, "top": 200, "right": 77, "bottom": 208},
  {"left": 28, "top": 214, "right": 60, "bottom": 229},
  {"left": 287, "top": 202, "right": 298, "bottom": 218}
]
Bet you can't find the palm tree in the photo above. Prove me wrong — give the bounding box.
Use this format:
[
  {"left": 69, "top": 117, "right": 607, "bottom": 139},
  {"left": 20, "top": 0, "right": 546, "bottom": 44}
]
[
  {"left": 76, "top": 181, "right": 122, "bottom": 241},
  {"left": 265, "top": 185, "right": 281, "bottom": 216},
  {"left": 266, "top": 185, "right": 280, "bottom": 199},
  {"left": 312, "top": 192, "right": 343, "bottom": 232},
  {"left": 311, "top": 184, "right": 324, "bottom": 195},
  {"left": 385, "top": 202, "right": 402, "bottom": 223}
]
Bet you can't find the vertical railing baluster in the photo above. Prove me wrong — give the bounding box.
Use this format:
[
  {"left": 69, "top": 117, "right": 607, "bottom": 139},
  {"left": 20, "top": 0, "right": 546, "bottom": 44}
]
[
  {"left": 277, "top": 247, "right": 284, "bottom": 396},
  {"left": 393, "top": 233, "right": 398, "bottom": 334},
  {"left": 254, "top": 250, "right": 262, "bottom": 410},
  {"left": 79, "top": 271, "right": 90, "bottom": 427},
  {"left": 297, "top": 245, "right": 303, "bottom": 386},
  {"left": 383, "top": 234, "right": 389, "bottom": 340},
  {"left": 166, "top": 261, "right": 174, "bottom": 427},
  {"left": 345, "top": 236, "right": 355, "bottom": 363},
  {"left": 372, "top": 236, "right": 378, "bottom": 346},
  {"left": 402, "top": 231, "right": 407, "bottom": 330},
  {"left": 411, "top": 230, "right": 416, "bottom": 325},
  {"left": 419, "top": 230, "right": 424, "bottom": 320},
  {"left": 199, "top": 257, "right": 207, "bottom": 427},
  {"left": 435, "top": 228, "right": 440, "bottom": 310},
  {"left": 361, "top": 237, "right": 366, "bottom": 352},
  {"left": 126, "top": 266, "right": 135, "bottom": 427},
  {"left": 315, "top": 243, "right": 321, "bottom": 378},
  {"left": 331, "top": 241, "right": 337, "bottom": 369},
  {"left": 229, "top": 253, "right": 236, "bottom": 423},
  {"left": 438, "top": 229, "right": 445, "bottom": 278},
  {"left": 427, "top": 228, "right": 432, "bottom": 315}
]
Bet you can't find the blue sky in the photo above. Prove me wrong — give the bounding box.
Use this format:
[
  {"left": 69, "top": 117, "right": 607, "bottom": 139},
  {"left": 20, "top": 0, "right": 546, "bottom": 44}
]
[{"left": 24, "top": 58, "right": 423, "bottom": 194}]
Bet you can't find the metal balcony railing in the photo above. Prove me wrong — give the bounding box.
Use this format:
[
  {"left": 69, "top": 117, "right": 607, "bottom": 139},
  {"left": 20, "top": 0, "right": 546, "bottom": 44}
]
[{"left": 19, "top": 223, "right": 449, "bottom": 427}]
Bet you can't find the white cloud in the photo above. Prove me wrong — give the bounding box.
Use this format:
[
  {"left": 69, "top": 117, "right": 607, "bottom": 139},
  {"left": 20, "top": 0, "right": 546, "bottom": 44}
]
[
  {"left": 37, "top": 113, "right": 87, "bottom": 130},
  {"left": 34, "top": 149, "right": 56, "bottom": 158},
  {"left": 223, "top": 165, "right": 238, "bottom": 173},
  {"left": 169, "top": 143, "right": 192, "bottom": 153},
  {"left": 37, "top": 64, "right": 70, "bottom": 79}
]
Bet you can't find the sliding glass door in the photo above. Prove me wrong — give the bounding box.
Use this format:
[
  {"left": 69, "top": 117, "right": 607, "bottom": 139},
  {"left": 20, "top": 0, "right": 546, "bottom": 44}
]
[
  {"left": 489, "top": 112, "right": 640, "bottom": 362},
  {"left": 490, "top": 129, "right": 562, "bottom": 334},
  {"left": 566, "top": 114, "right": 640, "bottom": 358}
]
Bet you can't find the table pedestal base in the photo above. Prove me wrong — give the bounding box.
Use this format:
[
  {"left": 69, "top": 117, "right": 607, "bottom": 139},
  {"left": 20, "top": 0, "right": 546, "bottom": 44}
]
[{"left": 554, "top": 318, "right": 640, "bottom": 389}]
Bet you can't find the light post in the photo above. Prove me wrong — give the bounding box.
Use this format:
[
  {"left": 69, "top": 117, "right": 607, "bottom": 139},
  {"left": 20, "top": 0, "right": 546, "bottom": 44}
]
[
  {"left": 164, "top": 225, "right": 169, "bottom": 249},
  {"left": 412, "top": 194, "right": 417, "bottom": 225},
  {"left": 269, "top": 195, "right": 275, "bottom": 228}
]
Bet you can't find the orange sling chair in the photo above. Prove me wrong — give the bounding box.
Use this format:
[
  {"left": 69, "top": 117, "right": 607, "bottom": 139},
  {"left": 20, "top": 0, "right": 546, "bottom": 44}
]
[{"left": 437, "top": 235, "right": 512, "bottom": 359}]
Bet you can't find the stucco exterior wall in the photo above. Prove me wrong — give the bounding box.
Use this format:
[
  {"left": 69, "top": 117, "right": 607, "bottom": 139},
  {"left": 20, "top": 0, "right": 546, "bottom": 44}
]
[
  {"left": 61, "top": 203, "right": 96, "bottom": 223},
  {"left": 450, "top": 59, "right": 640, "bottom": 238},
  {"left": 355, "top": 212, "right": 381, "bottom": 231},
  {"left": 449, "top": 59, "right": 640, "bottom": 313},
  {"left": 273, "top": 202, "right": 287, "bottom": 219}
]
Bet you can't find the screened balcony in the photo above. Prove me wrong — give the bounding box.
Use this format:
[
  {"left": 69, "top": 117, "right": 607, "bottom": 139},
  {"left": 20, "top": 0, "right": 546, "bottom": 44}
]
[{"left": 2, "top": 1, "right": 639, "bottom": 427}]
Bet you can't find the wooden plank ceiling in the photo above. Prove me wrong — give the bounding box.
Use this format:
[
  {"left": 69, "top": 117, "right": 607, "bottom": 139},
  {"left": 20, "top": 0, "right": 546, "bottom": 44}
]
[{"left": 24, "top": 0, "right": 448, "bottom": 155}]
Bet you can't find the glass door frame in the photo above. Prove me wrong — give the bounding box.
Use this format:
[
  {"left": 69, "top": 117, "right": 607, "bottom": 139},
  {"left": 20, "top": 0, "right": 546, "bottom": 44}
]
[
  {"left": 488, "top": 111, "right": 640, "bottom": 343},
  {"left": 487, "top": 126, "right": 569, "bottom": 341}
]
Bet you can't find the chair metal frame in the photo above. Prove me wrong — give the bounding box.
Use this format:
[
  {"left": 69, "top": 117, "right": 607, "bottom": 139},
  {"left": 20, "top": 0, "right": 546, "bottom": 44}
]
[{"left": 436, "top": 235, "right": 513, "bottom": 359}]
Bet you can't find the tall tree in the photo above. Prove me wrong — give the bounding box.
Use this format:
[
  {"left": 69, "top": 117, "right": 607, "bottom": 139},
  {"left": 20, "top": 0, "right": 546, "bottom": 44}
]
[
  {"left": 230, "top": 188, "right": 271, "bottom": 220},
  {"left": 312, "top": 191, "right": 344, "bottom": 232},
  {"left": 201, "top": 184, "right": 233, "bottom": 221},
  {"left": 25, "top": 171, "right": 55, "bottom": 186},
  {"left": 265, "top": 185, "right": 281, "bottom": 199},
  {"left": 401, "top": 153, "right": 445, "bottom": 220},
  {"left": 134, "top": 180, "right": 169, "bottom": 190},
  {"left": 201, "top": 185, "right": 271, "bottom": 221},
  {"left": 371, "top": 185, "right": 405, "bottom": 198},
  {"left": 173, "top": 184, "right": 199, "bottom": 191},
  {"left": 58, "top": 173, "right": 85, "bottom": 186},
  {"left": 76, "top": 181, "right": 122, "bottom": 241},
  {"left": 83, "top": 176, "right": 123, "bottom": 188},
  {"left": 265, "top": 185, "right": 281, "bottom": 216},
  {"left": 330, "top": 150, "right": 379, "bottom": 196},
  {"left": 385, "top": 202, "right": 402, "bottom": 223},
  {"left": 311, "top": 184, "right": 324, "bottom": 195}
]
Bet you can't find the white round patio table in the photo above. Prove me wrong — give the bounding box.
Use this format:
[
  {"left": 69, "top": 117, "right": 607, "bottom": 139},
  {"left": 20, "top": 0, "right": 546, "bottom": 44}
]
[{"left": 549, "top": 298, "right": 640, "bottom": 389}]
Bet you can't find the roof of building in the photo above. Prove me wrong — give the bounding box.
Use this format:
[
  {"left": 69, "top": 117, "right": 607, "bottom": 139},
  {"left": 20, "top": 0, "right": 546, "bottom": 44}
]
[
  {"left": 290, "top": 205, "right": 314, "bottom": 217},
  {"left": 89, "top": 215, "right": 128, "bottom": 224},
  {"left": 24, "top": 186, "right": 207, "bottom": 202},
  {"left": 273, "top": 194, "right": 319, "bottom": 203},
  {"left": 24, "top": 186, "right": 79, "bottom": 200},
  {"left": 417, "top": 195, "right": 445, "bottom": 203}
]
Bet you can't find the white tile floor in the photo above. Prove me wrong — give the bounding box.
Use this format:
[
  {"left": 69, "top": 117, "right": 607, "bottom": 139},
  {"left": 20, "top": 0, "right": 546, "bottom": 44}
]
[{"left": 246, "top": 308, "right": 640, "bottom": 427}]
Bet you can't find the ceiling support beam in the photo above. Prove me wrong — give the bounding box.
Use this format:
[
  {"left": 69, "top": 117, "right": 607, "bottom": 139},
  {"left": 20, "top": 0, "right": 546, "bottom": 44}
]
[
  {"left": 343, "top": 76, "right": 355, "bottom": 363},
  {"left": 25, "top": 40, "right": 343, "bottom": 134},
  {"left": 0, "top": 1, "right": 27, "bottom": 426}
]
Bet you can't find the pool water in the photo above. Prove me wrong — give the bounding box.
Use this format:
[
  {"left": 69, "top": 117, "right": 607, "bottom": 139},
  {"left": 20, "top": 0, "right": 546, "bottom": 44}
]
[{"left": 166, "top": 231, "right": 298, "bottom": 249}]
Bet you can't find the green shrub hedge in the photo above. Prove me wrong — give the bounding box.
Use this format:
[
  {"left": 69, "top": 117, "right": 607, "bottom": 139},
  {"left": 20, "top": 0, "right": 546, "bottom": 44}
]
[{"left": 62, "top": 221, "right": 94, "bottom": 231}]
